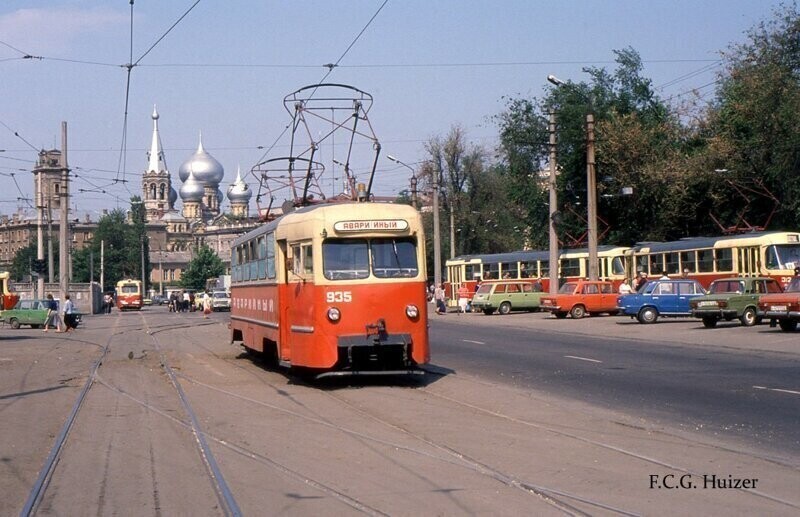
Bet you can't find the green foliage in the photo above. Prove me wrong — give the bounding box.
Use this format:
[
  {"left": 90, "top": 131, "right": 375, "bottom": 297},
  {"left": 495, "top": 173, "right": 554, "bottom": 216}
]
[
  {"left": 179, "top": 245, "right": 225, "bottom": 291},
  {"left": 10, "top": 242, "right": 60, "bottom": 282}
]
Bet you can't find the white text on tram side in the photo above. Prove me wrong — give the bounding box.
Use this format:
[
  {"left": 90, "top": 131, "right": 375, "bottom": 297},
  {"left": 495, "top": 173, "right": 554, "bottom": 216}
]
[
  {"left": 234, "top": 297, "right": 275, "bottom": 313},
  {"left": 326, "top": 291, "right": 352, "bottom": 303}
]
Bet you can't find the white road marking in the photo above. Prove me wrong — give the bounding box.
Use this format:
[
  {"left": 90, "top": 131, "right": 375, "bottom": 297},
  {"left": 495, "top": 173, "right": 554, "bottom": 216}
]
[
  {"left": 0, "top": 358, "right": 12, "bottom": 362},
  {"left": 753, "top": 385, "right": 800, "bottom": 396},
  {"left": 462, "top": 339, "right": 485, "bottom": 345},
  {"left": 564, "top": 355, "right": 602, "bottom": 363}
]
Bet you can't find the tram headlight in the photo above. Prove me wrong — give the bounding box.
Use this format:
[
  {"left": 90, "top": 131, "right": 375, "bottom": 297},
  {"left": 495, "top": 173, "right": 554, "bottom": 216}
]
[
  {"left": 327, "top": 307, "right": 341, "bottom": 322},
  {"left": 406, "top": 304, "right": 419, "bottom": 319}
]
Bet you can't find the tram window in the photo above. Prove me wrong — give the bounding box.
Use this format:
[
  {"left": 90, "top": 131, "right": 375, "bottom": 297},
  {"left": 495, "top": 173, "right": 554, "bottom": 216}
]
[
  {"left": 522, "top": 262, "right": 537, "bottom": 278},
  {"left": 500, "top": 262, "right": 518, "bottom": 279},
  {"left": 636, "top": 255, "right": 648, "bottom": 275},
  {"left": 698, "top": 249, "right": 714, "bottom": 272},
  {"left": 465, "top": 264, "right": 480, "bottom": 281},
  {"left": 322, "top": 239, "right": 369, "bottom": 280},
  {"left": 484, "top": 263, "right": 499, "bottom": 280},
  {"left": 714, "top": 248, "right": 733, "bottom": 272},
  {"left": 303, "top": 245, "right": 314, "bottom": 274},
  {"left": 680, "top": 251, "right": 696, "bottom": 273},
  {"left": 611, "top": 257, "right": 625, "bottom": 276},
  {"left": 266, "top": 235, "right": 276, "bottom": 279},
  {"left": 540, "top": 260, "right": 549, "bottom": 277},
  {"left": 649, "top": 254, "right": 663, "bottom": 275},
  {"left": 665, "top": 253, "right": 679, "bottom": 274},
  {"left": 765, "top": 244, "right": 800, "bottom": 269},
  {"left": 258, "top": 237, "right": 267, "bottom": 279},
  {"left": 372, "top": 238, "right": 418, "bottom": 278},
  {"left": 291, "top": 245, "right": 302, "bottom": 275},
  {"left": 560, "top": 258, "right": 580, "bottom": 278}
]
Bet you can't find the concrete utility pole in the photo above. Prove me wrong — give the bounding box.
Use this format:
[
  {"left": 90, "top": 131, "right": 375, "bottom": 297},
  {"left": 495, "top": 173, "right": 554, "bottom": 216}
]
[
  {"left": 586, "top": 113, "right": 598, "bottom": 281},
  {"left": 36, "top": 170, "right": 44, "bottom": 299},
  {"left": 100, "top": 239, "right": 105, "bottom": 293},
  {"left": 548, "top": 109, "right": 559, "bottom": 294},
  {"left": 59, "top": 122, "right": 69, "bottom": 302},
  {"left": 432, "top": 171, "right": 442, "bottom": 289},
  {"left": 47, "top": 202, "right": 54, "bottom": 283}
]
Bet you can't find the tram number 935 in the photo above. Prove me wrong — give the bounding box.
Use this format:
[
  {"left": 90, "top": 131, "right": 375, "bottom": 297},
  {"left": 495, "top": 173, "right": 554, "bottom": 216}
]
[{"left": 326, "top": 291, "right": 352, "bottom": 303}]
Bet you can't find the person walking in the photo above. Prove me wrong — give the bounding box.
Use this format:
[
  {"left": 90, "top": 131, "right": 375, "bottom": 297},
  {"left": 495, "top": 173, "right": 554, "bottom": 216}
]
[
  {"left": 43, "top": 293, "right": 62, "bottom": 332},
  {"left": 62, "top": 294, "right": 77, "bottom": 332},
  {"left": 202, "top": 293, "right": 212, "bottom": 319},
  {"left": 457, "top": 284, "right": 469, "bottom": 314},
  {"left": 182, "top": 290, "right": 190, "bottom": 313},
  {"left": 434, "top": 283, "right": 447, "bottom": 315}
]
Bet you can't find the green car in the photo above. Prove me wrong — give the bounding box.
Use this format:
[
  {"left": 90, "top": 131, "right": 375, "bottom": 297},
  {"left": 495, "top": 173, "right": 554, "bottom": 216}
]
[
  {"left": 689, "top": 277, "right": 782, "bottom": 328},
  {"left": 471, "top": 280, "right": 545, "bottom": 315},
  {"left": 0, "top": 299, "right": 82, "bottom": 329}
]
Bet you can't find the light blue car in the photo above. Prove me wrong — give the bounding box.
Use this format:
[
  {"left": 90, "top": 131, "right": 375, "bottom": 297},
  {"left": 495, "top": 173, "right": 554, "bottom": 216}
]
[{"left": 617, "top": 279, "right": 706, "bottom": 324}]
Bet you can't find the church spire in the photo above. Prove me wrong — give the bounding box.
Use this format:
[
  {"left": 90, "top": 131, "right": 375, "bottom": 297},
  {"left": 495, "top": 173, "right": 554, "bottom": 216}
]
[{"left": 148, "top": 105, "right": 167, "bottom": 175}]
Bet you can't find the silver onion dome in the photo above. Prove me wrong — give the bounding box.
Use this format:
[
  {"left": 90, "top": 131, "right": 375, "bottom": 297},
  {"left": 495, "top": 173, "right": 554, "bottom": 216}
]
[
  {"left": 227, "top": 166, "right": 252, "bottom": 203},
  {"left": 168, "top": 186, "right": 178, "bottom": 206},
  {"left": 178, "top": 134, "right": 224, "bottom": 185},
  {"left": 179, "top": 169, "right": 204, "bottom": 202}
]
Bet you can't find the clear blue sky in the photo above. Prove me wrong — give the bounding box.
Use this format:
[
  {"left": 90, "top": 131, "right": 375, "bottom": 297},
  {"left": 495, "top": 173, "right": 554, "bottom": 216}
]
[{"left": 0, "top": 0, "right": 785, "bottom": 218}]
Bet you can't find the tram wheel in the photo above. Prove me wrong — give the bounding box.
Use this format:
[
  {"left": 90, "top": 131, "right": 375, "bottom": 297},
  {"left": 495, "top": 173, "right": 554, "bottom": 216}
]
[{"left": 499, "top": 302, "right": 512, "bottom": 315}]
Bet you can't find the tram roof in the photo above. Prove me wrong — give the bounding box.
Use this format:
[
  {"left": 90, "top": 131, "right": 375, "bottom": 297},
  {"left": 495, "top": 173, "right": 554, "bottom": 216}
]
[
  {"left": 630, "top": 231, "right": 797, "bottom": 253},
  {"left": 451, "top": 245, "right": 624, "bottom": 264}
]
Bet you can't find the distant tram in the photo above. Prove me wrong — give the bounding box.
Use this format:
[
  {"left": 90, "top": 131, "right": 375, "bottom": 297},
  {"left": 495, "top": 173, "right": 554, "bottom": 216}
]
[
  {"left": 230, "top": 202, "right": 429, "bottom": 378},
  {"left": 115, "top": 279, "right": 143, "bottom": 310},
  {"left": 0, "top": 271, "right": 20, "bottom": 311}
]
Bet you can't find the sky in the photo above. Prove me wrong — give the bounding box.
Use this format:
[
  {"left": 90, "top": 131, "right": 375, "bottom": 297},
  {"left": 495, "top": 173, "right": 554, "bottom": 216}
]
[{"left": 0, "top": 0, "right": 787, "bottom": 220}]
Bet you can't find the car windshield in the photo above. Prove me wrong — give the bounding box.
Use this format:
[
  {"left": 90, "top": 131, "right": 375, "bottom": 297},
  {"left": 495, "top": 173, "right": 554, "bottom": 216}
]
[
  {"left": 212, "top": 292, "right": 228, "bottom": 299},
  {"left": 476, "top": 284, "right": 492, "bottom": 294},
  {"left": 558, "top": 282, "right": 577, "bottom": 294},
  {"left": 709, "top": 280, "right": 744, "bottom": 294},
  {"left": 765, "top": 244, "right": 800, "bottom": 270}
]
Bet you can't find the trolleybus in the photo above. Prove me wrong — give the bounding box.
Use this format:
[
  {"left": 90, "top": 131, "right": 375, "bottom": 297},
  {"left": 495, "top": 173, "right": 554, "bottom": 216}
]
[
  {"left": 230, "top": 201, "right": 429, "bottom": 378},
  {"left": 626, "top": 231, "right": 800, "bottom": 289},
  {"left": 446, "top": 245, "right": 630, "bottom": 305},
  {"left": 115, "top": 279, "right": 143, "bottom": 310}
]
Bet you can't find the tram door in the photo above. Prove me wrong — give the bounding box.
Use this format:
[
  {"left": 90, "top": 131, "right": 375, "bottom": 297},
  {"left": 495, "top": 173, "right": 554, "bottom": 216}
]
[
  {"left": 738, "top": 247, "right": 759, "bottom": 276},
  {"left": 282, "top": 240, "right": 316, "bottom": 363}
]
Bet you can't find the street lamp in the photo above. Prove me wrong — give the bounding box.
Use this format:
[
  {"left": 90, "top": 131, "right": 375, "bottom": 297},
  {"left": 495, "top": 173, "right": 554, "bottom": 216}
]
[
  {"left": 546, "top": 75, "right": 564, "bottom": 293},
  {"left": 386, "top": 155, "right": 418, "bottom": 208},
  {"left": 388, "top": 154, "right": 441, "bottom": 289}
]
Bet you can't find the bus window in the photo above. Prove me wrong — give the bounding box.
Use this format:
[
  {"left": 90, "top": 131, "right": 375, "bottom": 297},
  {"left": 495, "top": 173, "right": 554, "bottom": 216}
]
[
  {"left": 372, "top": 238, "right": 418, "bottom": 278},
  {"left": 500, "top": 262, "right": 518, "bottom": 279},
  {"left": 680, "top": 251, "right": 696, "bottom": 273},
  {"left": 665, "top": 253, "right": 679, "bottom": 274},
  {"left": 322, "top": 239, "right": 369, "bottom": 280},
  {"left": 649, "top": 254, "right": 663, "bottom": 275},
  {"left": 714, "top": 248, "right": 733, "bottom": 272},
  {"left": 698, "top": 249, "right": 714, "bottom": 272},
  {"left": 483, "top": 263, "right": 499, "bottom": 280}
]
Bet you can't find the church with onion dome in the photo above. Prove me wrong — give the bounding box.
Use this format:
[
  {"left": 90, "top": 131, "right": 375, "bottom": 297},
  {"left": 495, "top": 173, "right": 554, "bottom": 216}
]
[{"left": 141, "top": 107, "right": 260, "bottom": 290}]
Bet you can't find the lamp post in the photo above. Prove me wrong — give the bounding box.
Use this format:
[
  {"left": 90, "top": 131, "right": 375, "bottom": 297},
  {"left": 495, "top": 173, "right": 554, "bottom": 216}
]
[
  {"left": 546, "top": 75, "right": 564, "bottom": 294},
  {"left": 386, "top": 155, "right": 418, "bottom": 208}
]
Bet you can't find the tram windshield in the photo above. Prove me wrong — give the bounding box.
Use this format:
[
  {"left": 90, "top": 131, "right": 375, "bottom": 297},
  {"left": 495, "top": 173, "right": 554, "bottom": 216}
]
[
  {"left": 323, "top": 238, "right": 418, "bottom": 280},
  {"left": 119, "top": 284, "right": 139, "bottom": 294},
  {"left": 765, "top": 244, "right": 800, "bottom": 270}
]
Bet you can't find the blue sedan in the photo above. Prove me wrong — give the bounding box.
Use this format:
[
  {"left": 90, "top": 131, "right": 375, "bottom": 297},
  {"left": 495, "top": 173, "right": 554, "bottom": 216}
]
[{"left": 617, "top": 279, "right": 706, "bottom": 324}]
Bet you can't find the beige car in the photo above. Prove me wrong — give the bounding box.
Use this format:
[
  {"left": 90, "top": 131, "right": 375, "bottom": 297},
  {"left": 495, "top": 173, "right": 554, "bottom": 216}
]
[{"left": 470, "top": 280, "right": 544, "bottom": 315}]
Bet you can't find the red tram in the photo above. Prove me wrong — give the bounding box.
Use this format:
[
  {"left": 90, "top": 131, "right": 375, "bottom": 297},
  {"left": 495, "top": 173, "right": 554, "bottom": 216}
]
[{"left": 230, "top": 202, "right": 429, "bottom": 378}]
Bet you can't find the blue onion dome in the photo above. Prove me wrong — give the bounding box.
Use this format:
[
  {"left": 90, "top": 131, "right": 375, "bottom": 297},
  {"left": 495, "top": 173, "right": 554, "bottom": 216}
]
[
  {"left": 168, "top": 186, "right": 178, "bottom": 206},
  {"left": 227, "top": 166, "right": 252, "bottom": 203},
  {"left": 179, "top": 168, "right": 204, "bottom": 202},
  {"left": 178, "top": 133, "right": 224, "bottom": 185}
]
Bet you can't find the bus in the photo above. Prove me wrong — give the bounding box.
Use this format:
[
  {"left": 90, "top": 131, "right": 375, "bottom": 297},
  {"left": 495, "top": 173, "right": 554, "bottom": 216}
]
[
  {"left": 445, "top": 245, "right": 630, "bottom": 306},
  {"left": 626, "top": 231, "right": 800, "bottom": 289},
  {"left": 115, "top": 279, "right": 143, "bottom": 311},
  {"left": 230, "top": 201, "right": 429, "bottom": 378},
  {"left": 0, "top": 271, "right": 20, "bottom": 311}
]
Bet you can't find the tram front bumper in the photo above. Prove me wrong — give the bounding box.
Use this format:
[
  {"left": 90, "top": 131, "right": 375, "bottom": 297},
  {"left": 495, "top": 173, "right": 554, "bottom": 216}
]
[{"left": 335, "top": 333, "right": 416, "bottom": 372}]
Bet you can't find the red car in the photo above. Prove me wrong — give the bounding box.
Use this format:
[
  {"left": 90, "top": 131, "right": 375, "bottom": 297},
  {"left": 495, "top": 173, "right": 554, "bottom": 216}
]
[
  {"left": 540, "top": 280, "right": 618, "bottom": 319},
  {"left": 757, "top": 276, "right": 800, "bottom": 331}
]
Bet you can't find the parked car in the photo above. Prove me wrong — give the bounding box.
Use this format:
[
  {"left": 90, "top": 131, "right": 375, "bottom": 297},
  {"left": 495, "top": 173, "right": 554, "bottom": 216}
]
[
  {"left": 0, "top": 299, "right": 82, "bottom": 329},
  {"left": 618, "top": 279, "right": 706, "bottom": 324},
  {"left": 540, "top": 280, "right": 618, "bottom": 319},
  {"left": 151, "top": 294, "right": 168, "bottom": 306},
  {"left": 470, "top": 280, "right": 544, "bottom": 315},
  {"left": 757, "top": 276, "right": 800, "bottom": 331},
  {"left": 690, "top": 276, "right": 781, "bottom": 328},
  {"left": 210, "top": 290, "right": 231, "bottom": 311}
]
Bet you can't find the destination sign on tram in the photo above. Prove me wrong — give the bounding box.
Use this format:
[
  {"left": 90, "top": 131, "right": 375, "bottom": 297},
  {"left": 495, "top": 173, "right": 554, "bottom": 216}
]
[{"left": 334, "top": 219, "right": 409, "bottom": 232}]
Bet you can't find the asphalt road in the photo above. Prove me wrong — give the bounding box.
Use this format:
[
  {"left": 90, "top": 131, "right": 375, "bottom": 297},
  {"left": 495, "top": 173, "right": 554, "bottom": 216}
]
[{"left": 429, "top": 313, "right": 800, "bottom": 460}]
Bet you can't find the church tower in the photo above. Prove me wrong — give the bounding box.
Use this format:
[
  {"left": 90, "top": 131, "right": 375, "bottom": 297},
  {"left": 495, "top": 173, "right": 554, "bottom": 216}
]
[{"left": 141, "top": 106, "right": 176, "bottom": 222}]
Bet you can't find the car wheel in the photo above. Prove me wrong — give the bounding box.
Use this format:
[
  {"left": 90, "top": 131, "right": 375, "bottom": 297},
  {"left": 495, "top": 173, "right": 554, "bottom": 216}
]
[
  {"left": 499, "top": 302, "right": 512, "bottom": 315},
  {"left": 778, "top": 319, "right": 798, "bottom": 332},
  {"left": 483, "top": 309, "right": 495, "bottom": 315},
  {"left": 739, "top": 307, "right": 757, "bottom": 327},
  {"left": 10, "top": 318, "right": 20, "bottom": 329},
  {"left": 701, "top": 317, "right": 718, "bottom": 328},
  {"left": 554, "top": 311, "right": 567, "bottom": 319},
  {"left": 637, "top": 306, "right": 658, "bottom": 324},
  {"left": 570, "top": 305, "right": 586, "bottom": 319}
]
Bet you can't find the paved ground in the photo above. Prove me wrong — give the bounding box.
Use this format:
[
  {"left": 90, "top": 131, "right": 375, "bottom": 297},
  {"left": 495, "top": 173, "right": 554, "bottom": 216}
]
[{"left": 1, "top": 308, "right": 798, "bottom": 515}]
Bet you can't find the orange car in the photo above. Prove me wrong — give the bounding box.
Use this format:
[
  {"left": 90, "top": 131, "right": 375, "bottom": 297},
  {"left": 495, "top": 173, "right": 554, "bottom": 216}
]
[{"left": 540, "top": 280, "right": 618, "bottom": 319}]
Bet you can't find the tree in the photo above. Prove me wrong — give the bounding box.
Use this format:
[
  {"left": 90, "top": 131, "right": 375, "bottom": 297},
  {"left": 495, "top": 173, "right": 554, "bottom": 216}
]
[
  {"left": 10, "top": 241, "right": 60, "bottom": 282},
  {"left": 179, "top": 245, "right": 224, "bottom": 291}
]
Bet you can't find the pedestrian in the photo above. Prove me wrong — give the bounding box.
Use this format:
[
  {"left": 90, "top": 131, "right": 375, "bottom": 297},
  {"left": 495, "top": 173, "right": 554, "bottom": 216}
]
[
  {"left": 202, "top": 293, "right": 212, "bottom": 319},
  {"left": 532, "top": 277, "right": 543, "bottom": 292},
  {"left": 618, "top": 278, "right": 633, "bottom": 295},
  {"left": 457, "top": 284, "right": 469, "bottom": 314},
  {"left": 659, "top": 270, "right": 670, "bottom": 280},
  {"left": 182, "top": 290, "right": 190, "bottom": 312},
  {"left": 634, "top": 271, "right": 648, "bottom": 291},
  {"left": 62, "top": 294, "right": 77, "bottom": 332},
  {"left": 681, "top": 268, "right": 690, "bottom": 279},
  {"left": 434, "top": 283, "right": 447, "bottom": 315},
  {"left": 189, "top": 291, "right": 196, "bottom": 312},
  {"left": 42, "top": 293, "right": 62, "bottom": 332}
]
